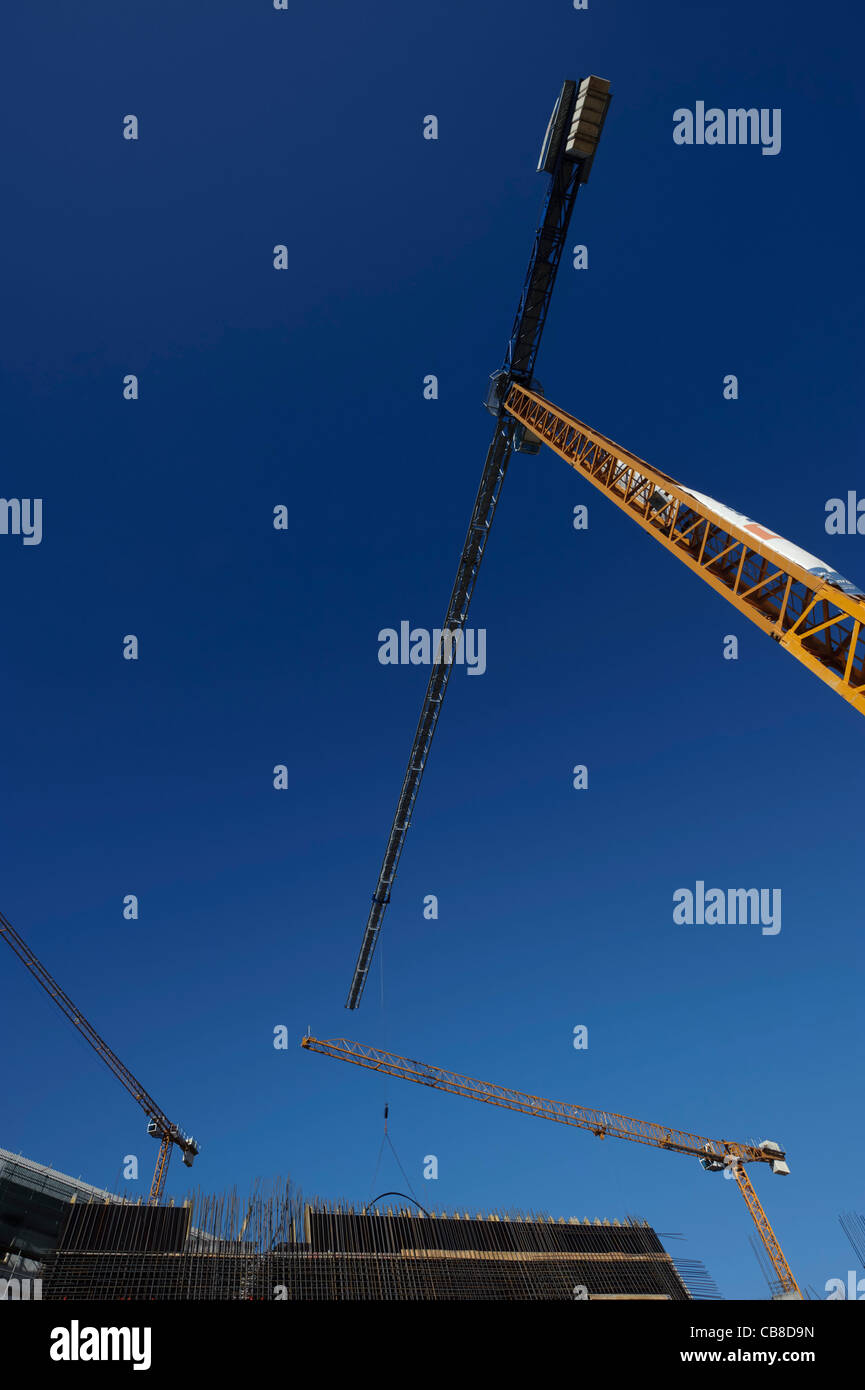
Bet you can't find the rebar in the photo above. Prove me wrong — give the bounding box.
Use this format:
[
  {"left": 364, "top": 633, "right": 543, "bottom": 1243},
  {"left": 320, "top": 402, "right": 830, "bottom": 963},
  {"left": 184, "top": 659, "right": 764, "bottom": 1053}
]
[{"left": 41, "top": 1181, "right": 698, "bottom": 1301}]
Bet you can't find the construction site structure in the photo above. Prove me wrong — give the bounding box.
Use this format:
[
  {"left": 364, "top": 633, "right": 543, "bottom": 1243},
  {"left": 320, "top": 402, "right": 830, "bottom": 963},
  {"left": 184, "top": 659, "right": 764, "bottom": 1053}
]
[
  {"left": 0, "top": 908, "right": 198, "bottom": 1202},
  {"left": 345, "top": 76, "right": 612, "bottom": 1008},
  {"left": 301, "top": 1035, "right": 802, "bottom": 1300},
  {"left": 35, "top": 1175, "right": 707, "bottom": 1301}
]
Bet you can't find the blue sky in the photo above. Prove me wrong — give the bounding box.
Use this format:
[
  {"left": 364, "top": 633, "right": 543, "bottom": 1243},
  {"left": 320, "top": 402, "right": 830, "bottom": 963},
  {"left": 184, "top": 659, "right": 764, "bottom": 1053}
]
[{"left": 2, "top": 0, "right": 863, "bottom": 1299}]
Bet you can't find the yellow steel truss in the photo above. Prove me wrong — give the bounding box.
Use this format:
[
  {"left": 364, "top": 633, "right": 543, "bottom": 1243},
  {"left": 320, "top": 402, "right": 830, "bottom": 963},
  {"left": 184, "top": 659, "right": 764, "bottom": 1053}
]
[
  {"left": 302, "top": 1035, "right": 801, "bottom": 1298},
  {"left": 148, "top": 1135, "right": 174, "bottom": 1204},
  {"left": 733, "top": 1163, "right": 800, "bottom": 1297},
  {"left": 505, "top": 384, "right": 865, "bottom": 717}
]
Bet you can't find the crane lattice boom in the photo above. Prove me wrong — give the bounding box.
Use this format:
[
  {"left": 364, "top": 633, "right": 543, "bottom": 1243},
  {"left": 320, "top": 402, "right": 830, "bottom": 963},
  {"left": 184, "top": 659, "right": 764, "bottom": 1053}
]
[
  {"left": 301, "top": 1034, "right": 801, "bottom": 1298},
  {"left": 505, "top": 384, "right": 865, "bottom": 715},
  {"left": 344, "top": 77, "right": 612, "bottom": 1008},
  {"left": 0, "top": 908, "right": 198, "bottom": 1202}
]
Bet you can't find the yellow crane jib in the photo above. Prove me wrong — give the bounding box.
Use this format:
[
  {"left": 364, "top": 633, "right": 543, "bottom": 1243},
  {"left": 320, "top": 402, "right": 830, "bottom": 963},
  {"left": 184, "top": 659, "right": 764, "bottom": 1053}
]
[
  {"left": 504, "top": 384, "right": 865, "bottom": 717},
  {"left": 301, "top": 1034, "right": 801, "bottom": 1299}
]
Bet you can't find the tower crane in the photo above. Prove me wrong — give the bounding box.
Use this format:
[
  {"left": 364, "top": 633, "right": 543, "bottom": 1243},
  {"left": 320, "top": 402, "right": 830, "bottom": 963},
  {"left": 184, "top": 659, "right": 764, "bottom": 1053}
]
[
  {"left": 345, "top": 76, "right": 612, "bottom": 1008},
  {"left": 346, "top": 74, "right": 865, "bottom": 1006},
  {"left": 302, "top": 1034, "right": 801, "bottom": 1299},
  {"left": 0, "top": 908, "right": 199, "bottom": 1202}
]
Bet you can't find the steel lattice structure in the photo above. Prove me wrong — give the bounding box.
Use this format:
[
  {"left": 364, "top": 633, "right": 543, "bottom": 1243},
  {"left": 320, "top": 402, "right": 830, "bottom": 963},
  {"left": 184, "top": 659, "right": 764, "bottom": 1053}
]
[
  {"left": 41, "top": 1180, "right": 695, "bottom": 1301},
  {"left": 344, "top": 423, "right": 513, "bottom": 1007},
  {"left": 504, "top": 384, "right": 865, "bottom": 714},
  {"left": 302, "top": 1035, "right": 801, "bottom": 1298},
  {"left": 0, "top": 908, "right": 198, "bottom": 1201},
  {"left": 345, "top": 78, "right": 611, "bottom": 1007}
]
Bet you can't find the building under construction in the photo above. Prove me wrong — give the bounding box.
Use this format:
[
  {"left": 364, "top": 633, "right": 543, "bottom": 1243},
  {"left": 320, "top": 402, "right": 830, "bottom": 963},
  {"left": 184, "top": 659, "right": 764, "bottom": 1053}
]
[
  {"left": 0, "top": 1147, "right": 121, "bottom": 1280},
  {"left": 1, "top": 1161, "right": 717, "bottom": 1300}
]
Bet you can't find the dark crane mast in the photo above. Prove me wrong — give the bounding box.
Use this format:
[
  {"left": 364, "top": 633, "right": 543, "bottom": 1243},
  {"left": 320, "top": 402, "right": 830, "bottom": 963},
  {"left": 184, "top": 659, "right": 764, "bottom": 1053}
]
[
  {"left": 346, "top": 77, "right": 612, "bottom": 1008},
  {"left": 0, "top": 908, "right": 198, "bottom": 1202}
]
